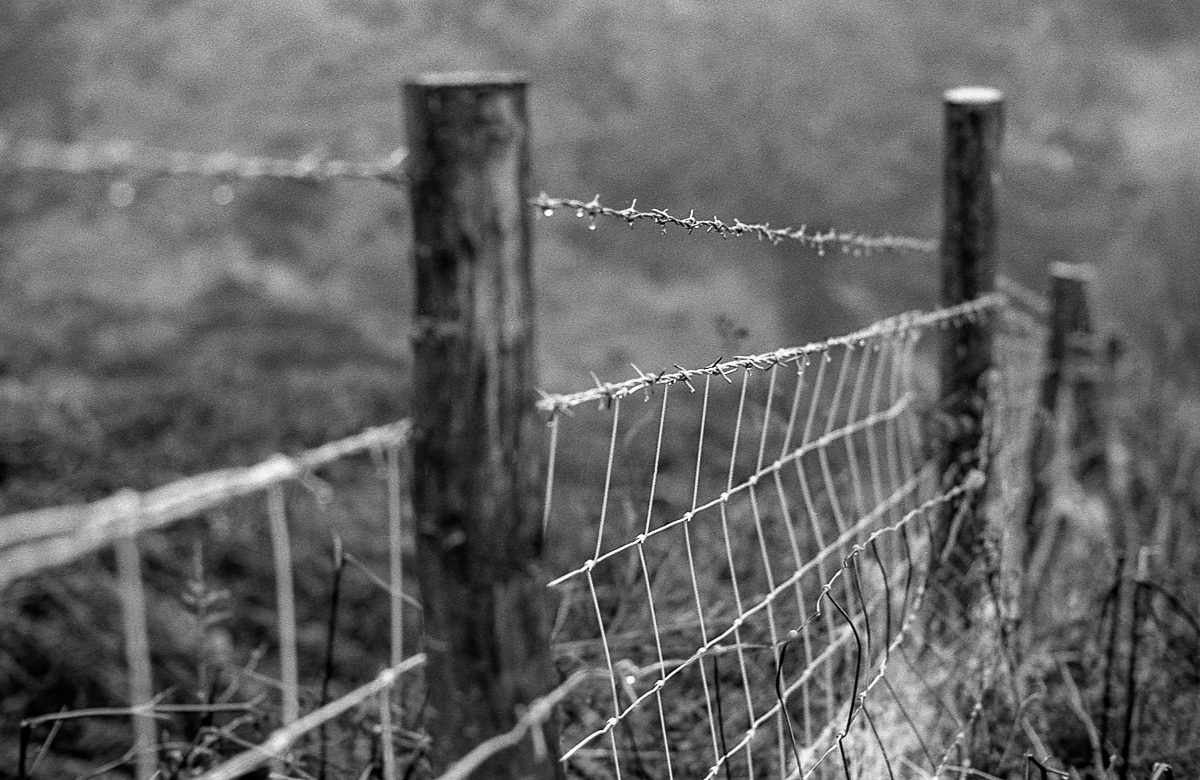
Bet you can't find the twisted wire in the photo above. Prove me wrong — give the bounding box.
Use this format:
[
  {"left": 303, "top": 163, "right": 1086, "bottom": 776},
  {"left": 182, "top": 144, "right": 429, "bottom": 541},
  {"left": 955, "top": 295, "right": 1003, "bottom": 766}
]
[
  {"left": 537, "top": 294, "right": 1005, "bottom": 413},
  {"left": 533, "top": 193, "right": 938, "bottom": 255}
]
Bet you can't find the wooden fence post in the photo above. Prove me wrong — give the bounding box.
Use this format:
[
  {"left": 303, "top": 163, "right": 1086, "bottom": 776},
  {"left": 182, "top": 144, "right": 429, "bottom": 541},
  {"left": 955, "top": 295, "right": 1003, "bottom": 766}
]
[
  {"left": 1024, "top": 262, "right": 1104, "bottom": 560},
  {"left": 404, "top": 73, "right": 560, "bottom": 778},
  {"left": 936, "top": 86, "right": 1004, "bottom": 617}
]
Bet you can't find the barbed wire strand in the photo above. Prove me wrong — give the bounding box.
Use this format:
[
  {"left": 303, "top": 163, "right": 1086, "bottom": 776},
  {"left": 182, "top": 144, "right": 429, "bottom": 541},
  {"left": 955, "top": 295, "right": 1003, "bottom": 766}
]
[
  {"left": 536, "top": 294, "right": 1005, "bottom": 413},
  {"left": 533, "top": 193, "right": 939, "bottom": 255},
  {"left": 0, "top": 133, "right": 409, "bottom": 184}
]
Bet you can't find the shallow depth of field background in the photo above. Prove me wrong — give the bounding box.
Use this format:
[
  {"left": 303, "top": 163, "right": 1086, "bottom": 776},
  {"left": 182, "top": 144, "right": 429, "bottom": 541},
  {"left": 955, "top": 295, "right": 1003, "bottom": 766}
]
[
  {"left": 3, "top": 3, "right": 1200, "bottom": 503},
  {"left": 2, "top": 0, "right": 1200, "bottom": 775}
]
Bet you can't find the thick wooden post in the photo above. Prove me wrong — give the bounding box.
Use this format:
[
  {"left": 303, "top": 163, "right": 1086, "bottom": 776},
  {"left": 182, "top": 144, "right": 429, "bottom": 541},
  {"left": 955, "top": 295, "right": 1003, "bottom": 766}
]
[
  {"left": 404, "top": 73, "right": 559, "bottom": 777},
  {"left": 936, "top": 87, "right": 1003, "bottom": 616}
]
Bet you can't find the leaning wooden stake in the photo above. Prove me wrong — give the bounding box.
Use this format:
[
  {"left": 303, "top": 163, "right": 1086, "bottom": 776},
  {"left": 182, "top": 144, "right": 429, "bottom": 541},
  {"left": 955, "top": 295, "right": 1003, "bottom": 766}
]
[
  {"left": 405, "top": 73, "right": 559, "bottom": 778},
  {"left": 936, "top": 86, "right": 1004, "bottom": 619}
]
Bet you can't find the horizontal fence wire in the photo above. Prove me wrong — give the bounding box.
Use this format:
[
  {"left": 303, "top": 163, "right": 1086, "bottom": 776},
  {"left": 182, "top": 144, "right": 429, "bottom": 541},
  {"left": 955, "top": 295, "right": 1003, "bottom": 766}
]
[
  {"left": 10, "top": 418, "right": 418, "bottom": 780},
  {"left": 194, "top": 653, "right": 427, "bottom": 780},
  {"left": 0, "top": 132, "right": 409, "bottom": 184},
  {"left": 4, "top": 294, "right": 1046, "bottom": 779},
  {"left": 537, "top": 294, "right": 1005, "bottom": 414},
  {"left": 538, "top": 294, "right": 1032, "bottom": 779},
  {"left": 4, "top": 296, "right": 1046, "bottom": 780},
  {"left": 533, "top": 193, "right": 939, "bottom": 255},
  {"left": 0, "top": 419, "right": 411, "bottom": 587}
]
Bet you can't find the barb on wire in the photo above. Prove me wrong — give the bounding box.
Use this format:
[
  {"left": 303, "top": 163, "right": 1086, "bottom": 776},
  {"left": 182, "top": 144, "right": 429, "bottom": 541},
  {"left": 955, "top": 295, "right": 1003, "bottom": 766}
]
[
  {"left": 0, "top": 133, "right": 409, "bottom": 184},
  {"left": 537, "top": 295, "right": 1004, "bottom": 413},
  {"left": 533, "top": 193, "right": 939, "bottom": 255}
]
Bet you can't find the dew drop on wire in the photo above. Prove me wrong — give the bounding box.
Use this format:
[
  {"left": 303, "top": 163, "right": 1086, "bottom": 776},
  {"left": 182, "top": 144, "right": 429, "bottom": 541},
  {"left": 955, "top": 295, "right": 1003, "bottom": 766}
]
[
  {"left": 211, "top": 183, "right": 235, "bottom": 206},
  {"left": 107, "top": 180, "right": 135, "bottom": 208},
  {"left": 542, "top": 208, "right": 554, "bottom": 217},
  {"left": 588, "top": 220, "right": 597, "bottom": 231},
  {"left": 576, "top": 207, "right": 585, "bottom": 218}
]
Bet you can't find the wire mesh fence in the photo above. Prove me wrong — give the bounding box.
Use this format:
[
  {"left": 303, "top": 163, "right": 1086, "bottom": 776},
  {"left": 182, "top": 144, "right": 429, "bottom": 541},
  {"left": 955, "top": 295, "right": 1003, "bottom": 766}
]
[
  {"left": 3, "top": 292, "right": 1047, "bottom": 779},
  {"left": 5, "top": 422, "right": 420, "bottom": 779},
  {"left": 3, "top": 79, "right": 1157, "bottom": 778},
  {"left": 533, "top": 294, "right": 1036, "bottom": 779}
]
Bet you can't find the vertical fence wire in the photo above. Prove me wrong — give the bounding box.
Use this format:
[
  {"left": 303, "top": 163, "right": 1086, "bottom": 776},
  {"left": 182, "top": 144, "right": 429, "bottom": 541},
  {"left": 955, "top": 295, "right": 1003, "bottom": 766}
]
[
  {"left": 537, "top": 299, "right": 1012, "bottom": 779},
  {"left": 379, "top": 687, "right": 397, "bottom": 780},
  {"left": 114, "top": 491, "right": 157, "bottom": 780},
  {"left": 267, "top": 483, "right": 301, "bottom": 728},
  {"left": 638, "top": 382, "right": 678, "bottom": 780},
  {"left": 385, "top": 445, "right": 406, "bottom": 672}
]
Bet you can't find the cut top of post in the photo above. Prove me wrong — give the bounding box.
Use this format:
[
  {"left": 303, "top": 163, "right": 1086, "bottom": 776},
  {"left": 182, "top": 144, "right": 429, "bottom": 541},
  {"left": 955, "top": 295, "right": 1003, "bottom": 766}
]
[
  {"left": 944, "top": 86, "right": 1004, "bottom": 106},
  {"left": 407, "top": 71, "right": 529, "bottom": 88},
  {"left": 1050, "top": 261, "right": 1097, "bottom": 283}
]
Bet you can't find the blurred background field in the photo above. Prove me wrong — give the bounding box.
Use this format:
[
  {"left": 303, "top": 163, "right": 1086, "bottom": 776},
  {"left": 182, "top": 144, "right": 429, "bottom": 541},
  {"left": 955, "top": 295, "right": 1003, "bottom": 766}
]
[
  {"left": 3, "top": 1, "right": 1200, "bottom": 776},
  {"left": 4, "top": 3, "right": 1200, "bottom": 485}
]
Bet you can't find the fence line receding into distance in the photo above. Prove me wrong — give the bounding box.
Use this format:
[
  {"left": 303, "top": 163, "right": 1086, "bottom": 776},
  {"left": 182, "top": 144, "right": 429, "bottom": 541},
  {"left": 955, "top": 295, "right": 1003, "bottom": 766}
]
[{"left": 1, "top": 76, "right": 1086, "bottom": 780}]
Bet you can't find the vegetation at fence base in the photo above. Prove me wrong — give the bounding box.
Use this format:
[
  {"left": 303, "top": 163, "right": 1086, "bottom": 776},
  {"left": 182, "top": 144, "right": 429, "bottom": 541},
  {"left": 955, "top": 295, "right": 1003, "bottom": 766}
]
[
  {"left": 0, "top": 261, "right": 415, "bottom": 774},
  {"left": 1017, "top": 370, "right": 1200, "bottom": 779}
]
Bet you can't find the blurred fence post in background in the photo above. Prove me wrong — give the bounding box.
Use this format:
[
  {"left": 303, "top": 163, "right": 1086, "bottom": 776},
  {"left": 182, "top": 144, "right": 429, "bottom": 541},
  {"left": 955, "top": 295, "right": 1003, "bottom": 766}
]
[
  {"left": 936, "top": 86, "right": 1004, "bottom": 620},
  {"left": 1022, "top": 262, "right": 1114, "bottom": 628},
  {"left": 1047, "top": 262, "right": 1108, "bottom": 492},
  {"left": 1024, "top": 263, "right": 1104, "bottom": 560},
  {"left": 404, "top": 73, "right": 560, "bottom": 778}
]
